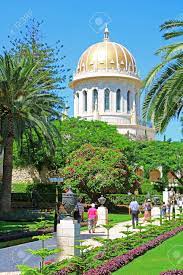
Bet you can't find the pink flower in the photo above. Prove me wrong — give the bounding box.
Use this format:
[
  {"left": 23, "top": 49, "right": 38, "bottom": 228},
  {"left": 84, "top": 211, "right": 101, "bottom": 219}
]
[{"left": 44, "top": 259, "right": 55, "bottom": 265}]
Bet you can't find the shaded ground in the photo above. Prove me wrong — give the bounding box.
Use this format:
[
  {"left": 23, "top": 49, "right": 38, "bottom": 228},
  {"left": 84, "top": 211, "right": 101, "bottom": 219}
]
[
  {"left": 0, "top": 213, "right": 130, "bottom": 248},
  {"left": 0, "top": 215, "right": 131, "bottom": 273}
]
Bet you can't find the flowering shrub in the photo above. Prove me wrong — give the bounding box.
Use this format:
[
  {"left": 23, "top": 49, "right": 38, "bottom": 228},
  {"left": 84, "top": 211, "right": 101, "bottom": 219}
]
[
  {"left": 160, "top": 271, "right": 183, "bottom": 275},
  {"left": 55, "top": 268, "right": 71, "bottom": 275},
  {"left": 84, "top": 225, "right": 183, "bottom": 275},
  {"left": 44, "top": 259, "right": 55, "bottom": 265},
  {"left": 62, "top": 144, "right": 140, "bottom": 200}
]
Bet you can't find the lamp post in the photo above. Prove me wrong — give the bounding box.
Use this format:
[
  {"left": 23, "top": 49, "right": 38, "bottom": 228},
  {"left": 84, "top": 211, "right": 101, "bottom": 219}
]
[{"left": 48, "top": 177, "right": 64, "bottom": 232}]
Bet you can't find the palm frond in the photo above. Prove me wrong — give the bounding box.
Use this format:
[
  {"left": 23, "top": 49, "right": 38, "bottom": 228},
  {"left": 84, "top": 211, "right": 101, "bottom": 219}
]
[
  {"left": 163, "top": 31, "right": 183, "bottom": 40},
  {"left": 160, "top": 20, "right": 183, "bottom": 30}
]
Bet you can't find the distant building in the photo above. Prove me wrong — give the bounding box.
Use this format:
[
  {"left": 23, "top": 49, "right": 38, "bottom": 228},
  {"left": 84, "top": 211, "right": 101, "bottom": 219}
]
[{"left": 70, "top": 26, "right": 155, "bottom": 140}]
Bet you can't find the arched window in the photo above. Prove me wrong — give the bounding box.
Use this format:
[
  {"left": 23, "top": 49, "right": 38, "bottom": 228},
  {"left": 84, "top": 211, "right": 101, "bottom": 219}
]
[
  {"left": 127, "top": 90, "right": 131, "bottom": 113},
  {"left": 83, "top": 90, "right": 87, "bottom": 112},
  {"left": 116, "top": 89, "right": 121, "bottom": 111},
  {"left": 93, "top": 89, "right": 98, "bottom": 111},
  {"left": 135, "top": 93, "right": 138, "bottom": 107},
  {"left": 104, "top": 88, "right": 110, "bottom": 111}
]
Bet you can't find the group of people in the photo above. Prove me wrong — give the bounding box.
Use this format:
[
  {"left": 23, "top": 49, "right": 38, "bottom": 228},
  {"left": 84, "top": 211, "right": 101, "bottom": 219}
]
[
  {"left": 129, "top": 197, "right": 153, "bottom": 229},
  {"left": 57, "top": 199, "right": 98, "bottom": 233},
  {"left": 161, "top": 195, "right": 183, "bottom": 218},
  {"left": 129, "top": 195, "right": 183, "bottom": 229},
  {"left": 57, "top": 194, "right": 183, "bottom": 232}
]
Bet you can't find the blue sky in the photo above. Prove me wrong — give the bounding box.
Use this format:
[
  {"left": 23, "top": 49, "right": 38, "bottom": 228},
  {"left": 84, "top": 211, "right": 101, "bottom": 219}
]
[{"left": 0, "top": 0, "right": 182, "bottom": 140}]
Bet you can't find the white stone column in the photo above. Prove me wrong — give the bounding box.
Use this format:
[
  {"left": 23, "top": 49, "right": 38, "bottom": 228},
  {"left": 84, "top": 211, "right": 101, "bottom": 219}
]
[
  {"left": 98, "top": 88, "right": 103, "bottom": 114},
  {"left": 163, "top": 188, "right": 169, "bottom": 205},
  {"left": 78, "top": 91, "right": 83, "bottom": 117},
  {"left": 131, "top": 91, "right": 136, "bottom": 124},
  {"left": 123, "top": 90, "right": 127, "bottom": 113},
  {"left": 88, "top": 89, "right": 93, "bottom": 116},
  {"left": 74, "top": 92, "right": 78, "bottom": 117},
  {"left": 97, "top": 206, "right": 108, "bottom": 226},
  {"left": 151, "top": 206, "right": 160, "bottom": 218},
  {"left": 111, "top": 89, "right": 116, "bottom": 113},
  {"left": 57, "top": 219, "right": 80, "bottom": 260}
]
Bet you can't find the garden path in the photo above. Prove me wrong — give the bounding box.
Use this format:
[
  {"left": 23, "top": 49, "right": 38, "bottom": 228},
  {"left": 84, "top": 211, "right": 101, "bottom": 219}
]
[{"left": 0, "top": 218, "right": 160, "bottom": 274}]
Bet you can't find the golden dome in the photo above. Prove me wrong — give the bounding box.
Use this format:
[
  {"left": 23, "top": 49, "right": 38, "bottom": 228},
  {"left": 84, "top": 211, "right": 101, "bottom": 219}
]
[
  {"left": 77, "top": 26, "right": 137, "bottom": 75},
  {"left": 70, "top": 26, "right": 140, "bottom": 88}
]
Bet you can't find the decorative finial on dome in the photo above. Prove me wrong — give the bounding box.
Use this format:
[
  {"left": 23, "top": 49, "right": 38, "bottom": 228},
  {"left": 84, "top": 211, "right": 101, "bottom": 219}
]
[{"left": 104, "top": 23, "right": 109, "bottom": 41}]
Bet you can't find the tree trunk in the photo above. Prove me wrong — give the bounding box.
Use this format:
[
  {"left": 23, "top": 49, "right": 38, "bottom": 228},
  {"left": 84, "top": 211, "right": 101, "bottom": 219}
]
[
  {"left": 39, "top": 164, "right": 49, "bottom": 183},
  {"left": 0, "top": 117, "right": 14, "bottom": 212}
]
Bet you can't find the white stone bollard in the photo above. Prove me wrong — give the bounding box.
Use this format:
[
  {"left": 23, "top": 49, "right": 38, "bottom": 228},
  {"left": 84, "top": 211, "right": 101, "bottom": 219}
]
[
  {"left": 151, "top": 206, "right": 160, "bottom": 219},
  {"left": 96, "top": 206, "right": 108, "bottom": 226},
  {"left": 56, "top": 219, "right": 80, "bottom": 260},
  {"left": 163, "top": 189, "right": 169, "bottom": 205}
]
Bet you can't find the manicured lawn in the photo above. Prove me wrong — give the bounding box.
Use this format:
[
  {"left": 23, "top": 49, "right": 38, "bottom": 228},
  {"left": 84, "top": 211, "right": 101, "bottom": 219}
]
[
  {"left": 0, "top": 219, "right": 53, "bottom": 234},
  {"left": 81, "top": 213, "right": 131, "bottom": 231},
  {"left": 108, "top": 213, "right": 131, "bottom": 225},
  {"left": 0, "top": 237, "right": 34, "bottom": 249},
  {"left": 113, "top": 231, "right": 183, "bottom": 275},
  {"left": 11, "top": 182, "right": 29, "bottom": 193},
  {"left": 0, "top": 213, "right": 130, "bottom": 234},
  {"left": 83, "top": 212, "right": 130, "bottom": 224},
  {"left": 0, "top": 221, "right": 35, "bottom": 233}
]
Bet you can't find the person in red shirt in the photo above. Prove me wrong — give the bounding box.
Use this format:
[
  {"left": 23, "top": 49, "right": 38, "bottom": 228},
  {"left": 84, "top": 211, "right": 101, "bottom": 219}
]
[{"left": 88, "top": 203, "right": 98, "bottom": 233}]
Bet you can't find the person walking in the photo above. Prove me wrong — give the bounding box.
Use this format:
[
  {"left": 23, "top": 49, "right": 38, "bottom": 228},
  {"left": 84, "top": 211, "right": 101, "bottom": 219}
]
[
  {"left": 88, "top": 203, "right": 98, "bottom": 233},
  {"left": 177, "top": 196, "right": 183, "bottom": 214},
  {"left": 166, "top": 199, "right": 171, "bottom": 220},
  {"left": 161, "top": 202, "right": 167, "bottom": 218},
  {"left": 76, "top": 198, "right": 85, "bottom": 223},
  {"left": 129, "top": 198, "right": 139, "bottom": 229},
  {"left": 143, "top": 199, "right": 151, "bottom": 222}
]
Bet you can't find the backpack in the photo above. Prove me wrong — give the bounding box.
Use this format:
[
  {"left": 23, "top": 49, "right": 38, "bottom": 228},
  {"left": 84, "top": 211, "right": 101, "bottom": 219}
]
[
  {"left": 147, "top": 203, "right": 151, "bottom": 211},
  {"left": 73, "top": 205, "right": 81, "bottom": 220}
]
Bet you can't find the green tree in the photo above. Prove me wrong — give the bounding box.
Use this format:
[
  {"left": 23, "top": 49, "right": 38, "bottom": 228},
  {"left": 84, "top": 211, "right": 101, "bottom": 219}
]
[
  {"left": 13, "top": 118, "right": 131, "bottom": 176},
  {"left": 133, "top": 141, "right": 183, "bottom": 185},
  {"left": 0, "top": 49, "right": 62, "bottom": 212},
  {"left": 61, "top": 144, "right": 140, "bottom": 201},
  {"left": 9, "top": 18, "right": 69, "bottom": 181},
  {"left": 142, "top": 19, "right": 183, "bottom": 132}
]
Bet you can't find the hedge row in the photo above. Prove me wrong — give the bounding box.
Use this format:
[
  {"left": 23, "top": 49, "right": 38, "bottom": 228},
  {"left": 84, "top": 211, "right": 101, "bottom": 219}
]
[
  {"left": 0, "top": 183, "right": 163, "bottom": 206},
  {"left": 84, "top": 225, "right": 183, "bottom": 275},
  {"left": 11, "top": 192, "right": 62, "bottom": 202},
  {"left": 0, "top": 193, "right": 163, "bottom": 206},
  {"left": 107, "top": 194, "right": 163, "bottom": 205},
  {"left": 160, "top": 271, "right": 183, "bottom": 275}
]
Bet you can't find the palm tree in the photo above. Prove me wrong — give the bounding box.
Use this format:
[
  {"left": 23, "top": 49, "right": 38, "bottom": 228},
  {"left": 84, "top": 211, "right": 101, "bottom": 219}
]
[
  {"left": 142, "top": 19, "right": 183, "bottom": 132},
  {"left": 0, "top": 49, "right": 62, "bottom": 212}
]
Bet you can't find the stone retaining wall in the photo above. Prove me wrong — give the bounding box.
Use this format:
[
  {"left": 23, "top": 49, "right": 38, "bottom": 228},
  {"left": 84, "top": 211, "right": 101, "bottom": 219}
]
[
  {"left": 0, "top": 165, "right": 40, "bottom": 183},
  {"left": 12, "top": 167, "right": 40, "bottom": 183}
]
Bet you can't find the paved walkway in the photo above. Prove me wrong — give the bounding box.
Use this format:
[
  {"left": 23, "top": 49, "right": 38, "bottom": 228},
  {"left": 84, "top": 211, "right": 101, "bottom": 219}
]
[{"left": 0, "top": 218, "right": 162, "bottom": 274}]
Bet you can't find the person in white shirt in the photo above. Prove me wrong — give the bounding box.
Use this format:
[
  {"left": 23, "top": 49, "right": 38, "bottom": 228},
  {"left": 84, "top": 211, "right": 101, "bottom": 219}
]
[
  {"left": 129, "top": 198, "right": 140, "bottom": 229},
  {"left": 177, "top": 196, "right": 183, "bottom": 214}
]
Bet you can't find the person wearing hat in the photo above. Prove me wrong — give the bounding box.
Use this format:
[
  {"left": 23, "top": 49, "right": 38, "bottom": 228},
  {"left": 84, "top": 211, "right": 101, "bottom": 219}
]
[
  {"left": 129, "top": 197, "right": 140, "bottom": 229},
  {"left": 88, "top": 203, "right": 98, "bottom": 233},
  {"left": 143, "top": 199, "right": 152, "bottom": 222}
]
